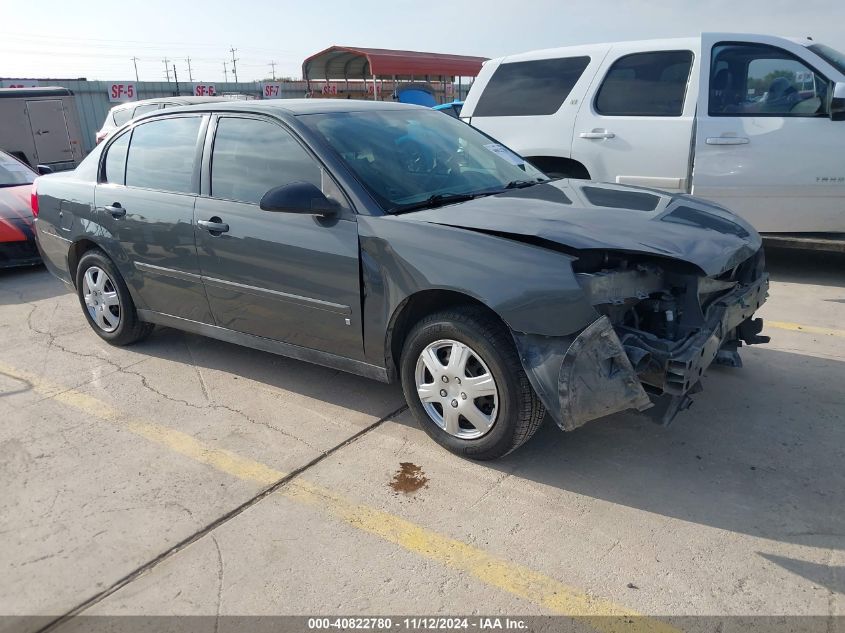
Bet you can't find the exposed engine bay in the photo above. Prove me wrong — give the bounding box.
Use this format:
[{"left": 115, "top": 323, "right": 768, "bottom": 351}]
[{"left": 515, "top": 248, "right": 770, "bottom": 431}]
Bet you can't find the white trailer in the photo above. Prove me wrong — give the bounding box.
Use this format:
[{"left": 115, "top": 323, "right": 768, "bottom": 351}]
[{"left": 0, "top": 87, "right": 86, "bottom": 171}]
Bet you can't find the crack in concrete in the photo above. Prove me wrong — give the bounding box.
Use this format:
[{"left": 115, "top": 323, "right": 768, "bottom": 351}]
[
  {"left": 115, "top": 363, "right": 323, "bottom": 453},
  {"left": 183, "top": 339, "right": 211, "bottom": 403},
  {"left": 212, "top": 535, "right": 224, "bottom": 633},
  {"left": 34, "top": 401, "right": 409, "bottom": 633},
  {"left": 467, "top": 469, "right": 514, "bottom": 510}
]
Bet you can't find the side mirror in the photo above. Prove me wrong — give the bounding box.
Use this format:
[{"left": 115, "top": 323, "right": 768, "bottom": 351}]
[
  {"left": 259, "top": 181, "right": 339, "bottom": 217},
  {"left": 831, "top": 82, "right": 845, "bottom": 121},
  {"left": 36, "top": 164, "right": 54, "bottom": 175}
]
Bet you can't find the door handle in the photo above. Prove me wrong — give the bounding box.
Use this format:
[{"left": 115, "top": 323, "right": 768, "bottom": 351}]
[
  {"left": 705, "top": 137, "right": 750, "bottom": 145},
  {"left": 197, "top": 218, "right": 229, "bottom": 234},
  {"left": 579, "top": 130, "right": 616, "bottom": 140},
  {"left": 105, "top": 203, "right": 126, "bottom": 218}
]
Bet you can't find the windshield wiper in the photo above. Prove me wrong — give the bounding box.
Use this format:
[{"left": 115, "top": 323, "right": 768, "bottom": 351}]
[
  {"left": 503, "top": 179, "right": 543, "bottom": 190},
  {"left": 387, "top": 192, "right": 478, "bottom": 214}
]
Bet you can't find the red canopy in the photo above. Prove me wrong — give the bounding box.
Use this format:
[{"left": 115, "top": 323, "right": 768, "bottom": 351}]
[{"left": 303, "top": 46, "right": 487, "bottom": 81}]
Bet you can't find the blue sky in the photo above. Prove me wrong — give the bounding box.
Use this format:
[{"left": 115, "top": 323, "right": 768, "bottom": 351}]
[{"left": 2, "top": 0, "right": 844, "bottom": 81}]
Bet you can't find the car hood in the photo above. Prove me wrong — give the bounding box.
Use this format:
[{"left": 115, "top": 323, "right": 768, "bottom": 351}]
[
  {"left": 0, "top": 184, "right": 33, "bottom": 222},
  {"left": 397, "top": 180, "right": 761, "bottom": 276}
]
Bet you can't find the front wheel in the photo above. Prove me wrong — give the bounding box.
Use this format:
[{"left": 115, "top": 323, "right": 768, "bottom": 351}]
[
  {"left": 400, "top": 306, "right": 545, "bottom": 460},
  {"left": 75, "top": 249, "right": 153, "bottom": 346}
]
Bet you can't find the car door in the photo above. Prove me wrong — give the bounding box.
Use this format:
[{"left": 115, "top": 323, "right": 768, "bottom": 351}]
[
  {"left": 571, "top": 44, "right": 698, "bottom": 192},
  {"left": 693, "top": 34, "right": 845, "bottom": 232},
  {"left": 94, "top": 114, "right": 213, "bottom": 323},
  {"left": 194, "top": 114, "right": 363, "bottom": 359}
]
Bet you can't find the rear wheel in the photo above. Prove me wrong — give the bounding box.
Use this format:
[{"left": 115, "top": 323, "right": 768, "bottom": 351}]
[
  {"left": 75, "top": 250, "right": 153, "bottom": 346},
  {"left": 400, "top": 306, "right": 545, "bottom": 460}
]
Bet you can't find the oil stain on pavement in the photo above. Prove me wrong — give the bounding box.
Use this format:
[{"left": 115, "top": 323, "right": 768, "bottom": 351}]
[{"left": 389, "top": 462, "right": 429, "bottom": 494}]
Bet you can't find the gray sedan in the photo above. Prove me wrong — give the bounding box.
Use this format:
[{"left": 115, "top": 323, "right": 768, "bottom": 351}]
[{"left": 32, "top": 100, "right": 769, "bottom": 459}]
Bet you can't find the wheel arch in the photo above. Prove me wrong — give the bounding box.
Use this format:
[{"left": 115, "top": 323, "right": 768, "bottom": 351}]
[
  {"left": 385, "top": 289, "right": 509, "bottom": 381},
  {"left": 67, "top": 238, "right": 102, "bottom": 288}
]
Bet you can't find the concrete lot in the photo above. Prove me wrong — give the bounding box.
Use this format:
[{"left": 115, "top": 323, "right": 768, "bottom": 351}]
[{"left": 1, "top": 248, "right": 843, "bottom": 632}]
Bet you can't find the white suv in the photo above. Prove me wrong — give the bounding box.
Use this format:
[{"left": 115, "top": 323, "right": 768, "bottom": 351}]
[
  {"left": 461, "top": 33, "right": 845, "bottom": 235},
  {"left": 95, "top": 96, "right": 227, "bottom": 144}
]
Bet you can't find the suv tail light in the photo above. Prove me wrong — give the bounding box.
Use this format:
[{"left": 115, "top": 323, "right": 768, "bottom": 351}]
[
  {"left": 31, "top": 179, "right": 39, "bottom": 217},
  {"left": 95, "top": 131, "right": 107, "bottom": 144}
]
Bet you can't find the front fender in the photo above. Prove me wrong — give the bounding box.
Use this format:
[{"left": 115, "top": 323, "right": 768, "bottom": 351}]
[{"left": 358, "top": 215, "right": 598, "bottom": 366}]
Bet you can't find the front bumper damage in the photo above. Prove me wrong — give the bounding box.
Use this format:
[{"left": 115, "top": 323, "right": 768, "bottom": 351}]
[{"left": 515, "top": 270, "right": 770, "bottom": 431}]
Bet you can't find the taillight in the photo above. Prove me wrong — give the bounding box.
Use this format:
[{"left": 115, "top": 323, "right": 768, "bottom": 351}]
[
  {"left": 96, "top": 131, "right": 107, "bottom": 144},
  {"left": 31, "top": 179, "right": 39, "bottom": 217}
]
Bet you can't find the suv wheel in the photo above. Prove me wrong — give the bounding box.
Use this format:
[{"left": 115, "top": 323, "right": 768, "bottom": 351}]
[
  {"left": 400, "top": 306, "right": 545, "bottom": 460},
  {"left": 75, "top": 250, "right": 153, "bottom": 346}
]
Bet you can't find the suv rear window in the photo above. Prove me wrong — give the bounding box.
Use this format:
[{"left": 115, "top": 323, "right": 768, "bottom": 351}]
[
  {"left": 112, "top": 107, "right": 133, "bottom": 127},
  {"left": 595, "top": 50, "right": 693, "bottom": 116},
  {"left": 473, "top": 56, "right": 590, "bottom": 117}
]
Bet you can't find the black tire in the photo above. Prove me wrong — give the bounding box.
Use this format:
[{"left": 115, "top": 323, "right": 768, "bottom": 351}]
[
  {"left": 75, "top": 249, "right": 153, "bottom": 346},
  {"left": 400, "top": 306, "right": 545, "bottom": 460}
]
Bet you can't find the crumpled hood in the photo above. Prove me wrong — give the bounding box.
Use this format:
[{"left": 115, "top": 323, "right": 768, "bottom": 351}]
[{"left": 398, "top": 180, "right": 761, "bottom": 276}]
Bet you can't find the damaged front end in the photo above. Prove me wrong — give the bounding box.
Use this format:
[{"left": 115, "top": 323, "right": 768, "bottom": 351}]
[{"left": 515, "top": 249, "right": 770, "bottom": 431}]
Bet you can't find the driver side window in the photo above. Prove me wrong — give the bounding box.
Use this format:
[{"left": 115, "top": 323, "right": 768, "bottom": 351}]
[
  {"left": 710, "top": 43, "right": 830, "bottom": 116},
  {"left": 210, "top": 116, "right": 323, "bottom": 205}
]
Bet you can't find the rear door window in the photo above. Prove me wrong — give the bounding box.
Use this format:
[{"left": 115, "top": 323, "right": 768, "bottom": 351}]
[
  {"left": 473, "top": 56, "right": 591, "bottom": 116},
  {"left": 210, "top": 116, "right": 322, "bottom": 204},
  {"left": 103, "top": 131, "right": 130, "bottom": 185},
  {"left": 595, "top": 50, "right": 693, "bottom": 116},
  {"left": 125, "top": 116, "right": 202, "bottom": 193}
]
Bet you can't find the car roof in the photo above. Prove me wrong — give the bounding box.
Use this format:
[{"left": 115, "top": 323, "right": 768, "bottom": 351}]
[
  {"left": 111, "top": 96, "right": 229, "bottom": 111},
  {"left": 140, "top": 98, "right": 427, "bottom": 117},
  {"left": 493, "top": 37, "right": 701, "bottom": 64}
]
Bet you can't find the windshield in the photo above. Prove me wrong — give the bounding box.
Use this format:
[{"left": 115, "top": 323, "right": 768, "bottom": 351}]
[
  {"left": 809, "top": 43, "right": 845, "bottom": 76},
  {"left": 0, "top": 152, "right": 35, "bottom": 187},
  {"left": 299, "top": 109, "right": 546, "bottom": 212}
]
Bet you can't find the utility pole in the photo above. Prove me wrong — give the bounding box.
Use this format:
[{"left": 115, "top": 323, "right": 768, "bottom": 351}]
[
  {"left": 185, "top": 57, "right": 193, "bottom": 83},
  {"left": 162, "top": 58, "right": 171, "bottom": 82},
  {"left": 173, "top": 64, "right": 180, "bottom": 96},
  {"left": 269, "top": 60, "right": 277, "bottom": 81},
  {"left": 229, "top": 47, "right": 239, "bottom": 83},
  {"left": 131, "top": 56, "right": 139, "bottom": 82},
  {"left": 222, "top": 61, "right": 228, "bottom": 83}
]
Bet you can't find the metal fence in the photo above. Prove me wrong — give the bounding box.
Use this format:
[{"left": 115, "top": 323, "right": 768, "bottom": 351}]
[
  {"left": 3, "top": 78, "right": 471, "bottom": 155},
  {"left": 52, "top": 80, "right": 300, "bottom": 153}
]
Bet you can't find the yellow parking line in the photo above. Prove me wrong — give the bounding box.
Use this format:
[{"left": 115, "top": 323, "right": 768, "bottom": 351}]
[
  {"left": 767, "top": 321, "right": 845, "bottom": 338},
  {"left": 0, "top": 361, "right": 678, "bottom": 633}
]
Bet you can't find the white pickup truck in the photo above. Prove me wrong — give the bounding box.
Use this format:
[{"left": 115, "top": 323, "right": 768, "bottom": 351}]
[{"left": 461, "top": 33, "right": 845, "bottom": 243}]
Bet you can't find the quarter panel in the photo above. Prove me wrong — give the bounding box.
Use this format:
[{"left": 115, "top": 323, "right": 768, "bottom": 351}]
[{"left": 34, "top": 176, "right": 97, "bottom": 284}]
